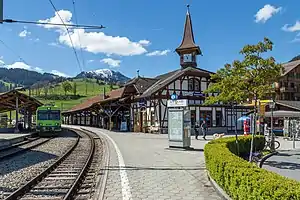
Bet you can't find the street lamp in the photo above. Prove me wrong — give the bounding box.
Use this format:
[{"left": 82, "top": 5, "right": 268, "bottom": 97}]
[{"left": 269, "top": 99, "right": 276, "bottom": 151}]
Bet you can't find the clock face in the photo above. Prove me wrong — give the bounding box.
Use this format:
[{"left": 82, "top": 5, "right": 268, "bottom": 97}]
[{"left": 183, "top": 54, "right": 192, "bottom": 62}]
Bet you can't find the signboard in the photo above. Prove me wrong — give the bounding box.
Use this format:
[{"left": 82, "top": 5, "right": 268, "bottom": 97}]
[
  {"left": 182, "top": 91, "right": 194, "bottom": 96},
  {"left": 168, "top": 110, "right": 183, "bottom": 141},
  {"left": 193, "top": 91, "right": 205, "bottom": 97},
  {"left": 171, "top": 93, "right": 178, "bottom": 100},
  {"left": 167, "top": 99, "right": 188, "bottom": 108},
  {"left": 120, "top": 121, "right": 127, "bottom": 131},
  {"left": 182, "top": 91, "right": 205, "bottom": 97}
]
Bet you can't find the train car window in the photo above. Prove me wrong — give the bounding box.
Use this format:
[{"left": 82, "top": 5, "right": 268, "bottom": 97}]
[
  {"left": 49, "top": 110, "right": 61, "bottom": 120},
  {"left": 37, "top": 110, "right": 48, "bottom": 120}
]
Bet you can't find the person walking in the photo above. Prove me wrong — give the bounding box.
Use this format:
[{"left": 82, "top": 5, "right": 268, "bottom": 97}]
[
  {"left": 201, "top": 120, "right": 207, "bottom": 140},
  {"left": 194, "top": 122, "right": 199, "bottom": 140}
]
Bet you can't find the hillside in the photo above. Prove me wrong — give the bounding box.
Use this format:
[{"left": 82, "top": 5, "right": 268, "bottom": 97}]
[
  {"left": 0, "top": 68, "right": 130, "bottom": 93},
  {"left": 24, "top": 78, "right": 119, "bottom": 112},
  {"left": 0, "top": 68, "right": 59, "bottom": 86}
]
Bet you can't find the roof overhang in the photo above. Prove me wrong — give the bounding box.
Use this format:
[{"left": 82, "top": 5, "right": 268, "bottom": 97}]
[{"left": 0, "top": 90, "right": 42, "bottom": 113}]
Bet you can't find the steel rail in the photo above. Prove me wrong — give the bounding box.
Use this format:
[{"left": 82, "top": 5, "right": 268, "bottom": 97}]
[
  {"left": 63, "top": 129, "right": 96, "bottom": 200},
  {"left": 4, "top": 135, "right": 80, "bottom": 200}
]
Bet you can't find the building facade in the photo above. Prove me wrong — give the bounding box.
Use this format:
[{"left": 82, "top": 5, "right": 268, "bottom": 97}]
[
  {"left": 62, "top": 7, "right": 252, "bottom": 134},
  {"left": 275, "top": 59, "right": 300, "bottom": 101}
]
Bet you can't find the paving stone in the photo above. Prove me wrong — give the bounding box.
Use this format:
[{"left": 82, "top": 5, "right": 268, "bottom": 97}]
[{"left": 84, "top": 127, "right": 222, "bottom": 200}]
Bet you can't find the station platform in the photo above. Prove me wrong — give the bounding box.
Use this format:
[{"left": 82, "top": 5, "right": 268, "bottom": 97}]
[{"left": 0, "top": 132, "right": 36, "bottom": 150}]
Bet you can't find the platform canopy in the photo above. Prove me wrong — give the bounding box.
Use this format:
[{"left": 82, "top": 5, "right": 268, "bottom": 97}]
[
  {"left": 0, "top": 90, "right": 42, "bottom": 113},
  {"left": 265, "top": 110, "right": 300, "bottom": 118}
]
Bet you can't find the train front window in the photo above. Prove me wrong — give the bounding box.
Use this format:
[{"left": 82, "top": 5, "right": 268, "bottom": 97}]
[
  {"left": 37, "top": 110, "right": 48, "bottom": 120},
  {"left": 49, "top": 110, "right": 61, "bottom": 120}
]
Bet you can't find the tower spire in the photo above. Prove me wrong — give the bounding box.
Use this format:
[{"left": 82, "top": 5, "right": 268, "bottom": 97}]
[{"left": 175, "top": 5, "right": 201, "bottom": 55}]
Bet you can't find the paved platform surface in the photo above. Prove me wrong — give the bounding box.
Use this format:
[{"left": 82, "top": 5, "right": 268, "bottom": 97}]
[
  {"left": 78, "top": 126, "right": 221, "bottom": 200},
  {"left": 0, "top": 133, "right": 34, "bottom": 150},
  {"left": 0, "top": 133, "right": 31, "bottom": 140},
  {"left": 262, "top": 137, "right": 300, "bottom": 182}
]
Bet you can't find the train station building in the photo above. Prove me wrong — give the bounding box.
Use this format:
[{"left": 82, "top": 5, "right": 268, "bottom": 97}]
[{"left": 62, "top": 7, "right": 252, "bottom": 133}]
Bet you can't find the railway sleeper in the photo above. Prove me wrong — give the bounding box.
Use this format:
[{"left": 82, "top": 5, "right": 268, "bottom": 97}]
[
  {"left": 47, "top": 173, "right": 79, "bottom": 177},
  {"left": 33, "top": 186, "right": 72, "bottom": 190},
  {"left": 44, "top": 176, "right": 76, "bottom": 180}
]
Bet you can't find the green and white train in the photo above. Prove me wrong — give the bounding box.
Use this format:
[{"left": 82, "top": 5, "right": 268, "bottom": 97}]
[{"left": 36, "top": 103, "right": 62, "bottom": 136}]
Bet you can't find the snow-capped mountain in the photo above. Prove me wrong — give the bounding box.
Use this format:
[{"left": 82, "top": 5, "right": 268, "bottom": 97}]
[{"left": 76, "top": 69, "right": 130, "bottom": 83}]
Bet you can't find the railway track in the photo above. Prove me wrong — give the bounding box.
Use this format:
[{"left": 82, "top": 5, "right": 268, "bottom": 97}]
[
  {"left": 0, "top": 138, "right": 53, "bottom": 161},
  {"left": 4, "top": 128, "right": 96, "bottom": 200}
]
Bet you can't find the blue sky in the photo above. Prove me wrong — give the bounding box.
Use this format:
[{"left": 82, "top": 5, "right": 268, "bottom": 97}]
[{"left": 0, "top": 0, "right": 299, "bottom": 78}]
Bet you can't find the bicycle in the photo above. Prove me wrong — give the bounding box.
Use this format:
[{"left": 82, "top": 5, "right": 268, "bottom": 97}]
[{"left": 264, "top": 139, "right": 280, "bottom": 150}]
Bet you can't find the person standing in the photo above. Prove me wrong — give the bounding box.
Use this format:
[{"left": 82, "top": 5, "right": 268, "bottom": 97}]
[{"left": 201, "top": 120, "right": 207, "bottom": 140}]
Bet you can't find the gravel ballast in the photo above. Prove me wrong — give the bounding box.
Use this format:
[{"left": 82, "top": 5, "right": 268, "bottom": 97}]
[{"left": 0, "top": 132, "right": 78, "bottom": 199}]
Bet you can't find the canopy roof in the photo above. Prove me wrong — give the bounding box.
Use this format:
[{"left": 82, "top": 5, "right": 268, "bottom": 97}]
[
  {"left": 265, "top": 110, "right": 300, "bottom": 118},
  {"left": 0, "top": 90, "right": 42, "bottom": 113}
]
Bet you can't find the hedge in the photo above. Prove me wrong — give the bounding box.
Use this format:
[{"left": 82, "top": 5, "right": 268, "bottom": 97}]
[{"left": 204, "top": 136, "right": 300, "bottom": 200}]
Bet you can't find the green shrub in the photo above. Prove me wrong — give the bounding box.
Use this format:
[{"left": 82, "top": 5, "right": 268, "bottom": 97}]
[{"left": 204, "top": 136, "right": 300, "bottom": 200}]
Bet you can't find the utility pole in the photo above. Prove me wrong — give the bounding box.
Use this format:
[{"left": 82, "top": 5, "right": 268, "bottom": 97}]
[
  {"left": 270, "top": 99, "right": 275, "bottom": 151},
  {"left": 0, "top": 0, "right": 3, "bottom": 23}
]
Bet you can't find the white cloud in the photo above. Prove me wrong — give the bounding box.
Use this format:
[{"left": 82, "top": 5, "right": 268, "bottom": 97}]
[
  {"left": 48, "top": 42, "right": 64, "bottom": 48},
  {"left": 87, "top": 59, "right": 94, "bottom": 63},
  {"left": 59, "top": 29, "right": 147, "bottom": 56},
  {"left": 282, "top": 21, "right": 300, "bottom": 32},
  {"left": 38, "top": 10, "right": 73, "bottom": 33},
  {"left": 51, "top": 70, "right": 70, "bottom": 77},
  {"left": 291, "top": 38, "right": 300, "bottom": 43},
  {"left": 39, "top": 10, "right": 148, "bottom": 56},
  {"left": 254, "top": 4, "right": 281, "bottom": 23},
  {"left": 19, "top": 30, "right": 31, "bottom": 38},
  {"left": 5, "top": 62, "right": 43, "bottom": 73},
  {"left": 138, "top": 40, "right": 151, "bottom": 46},
  {"left": 101, "top": 58, "right": 121, "bottom": 68},
  {"left": 1, "top": 60, "right": 70, "bottom": 77},
  {"left": 146, "top": 49, "right": 170, "bottom": 56}
]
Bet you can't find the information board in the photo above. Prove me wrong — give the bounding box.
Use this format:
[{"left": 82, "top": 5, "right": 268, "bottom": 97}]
[
  {"left": 168, "top": 110, "right": 183, "bottom": 141},
  {"left": 120, "top": 121, "right": 127, "bottom": 131}
]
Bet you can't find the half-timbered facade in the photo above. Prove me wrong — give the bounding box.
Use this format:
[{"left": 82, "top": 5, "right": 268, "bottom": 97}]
[
  {"left": 62, "top": 6, "right": 251, "bottom": 134},
  {"left": 126, "top": 7, "right": 250, "bottom": 134}
]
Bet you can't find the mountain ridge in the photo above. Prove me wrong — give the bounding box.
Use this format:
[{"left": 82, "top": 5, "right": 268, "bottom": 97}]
[{"left": 0, "top": 68, "right": 130, "bottom": 92}]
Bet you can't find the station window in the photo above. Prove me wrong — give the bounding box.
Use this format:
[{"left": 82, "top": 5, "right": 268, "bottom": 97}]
[{"left": 188, "top": 78, "right": 200, "bottom": 91}]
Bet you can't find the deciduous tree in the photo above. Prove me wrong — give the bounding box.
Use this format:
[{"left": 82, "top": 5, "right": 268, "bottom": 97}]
[
  {"left": 61, "top": 81, "right": 72, "bottom": 96},
  {"left": 204, "top": 38, "right": 284, "bottom": 161}
]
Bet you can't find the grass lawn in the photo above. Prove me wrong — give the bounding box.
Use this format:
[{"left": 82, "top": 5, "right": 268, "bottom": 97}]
[{"left": 6, "top": 78, "right": 119, "bottom": 120}]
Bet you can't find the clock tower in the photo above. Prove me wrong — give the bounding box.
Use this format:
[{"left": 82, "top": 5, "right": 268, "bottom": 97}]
[{"left": 175, "top": 5, "right": 202, "bottom": 69}]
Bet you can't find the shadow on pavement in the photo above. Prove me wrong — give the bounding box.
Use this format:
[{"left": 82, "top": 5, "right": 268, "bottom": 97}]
[
  {"left": 104, "top": 165, "right": 206, "bottom": 171},
  {"left": 264, "top": 160, "right": 300, "bottom": 170},
  {"left": 165, "top": 148, "right": 204, "bottom": 152},
  {"left": 276, "top": 153, "right": 293, "bottom": 157}
]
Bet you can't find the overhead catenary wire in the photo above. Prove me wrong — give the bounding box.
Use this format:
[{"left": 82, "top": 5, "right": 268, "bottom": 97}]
[
  {"left": 2, "top": 19, "right": 105, "bottom": 29},
  {"left": 71, "top": 0, "right": 88, "bottom": 95},
  {"left": 0, "top": 38, "right": 28, "bottom": 65},
  {"left": 71, "top": 0, "right": 85, "bottom": 72},
  {"left": 48, "top": 0, "right": 82, "bottom": 72}
]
